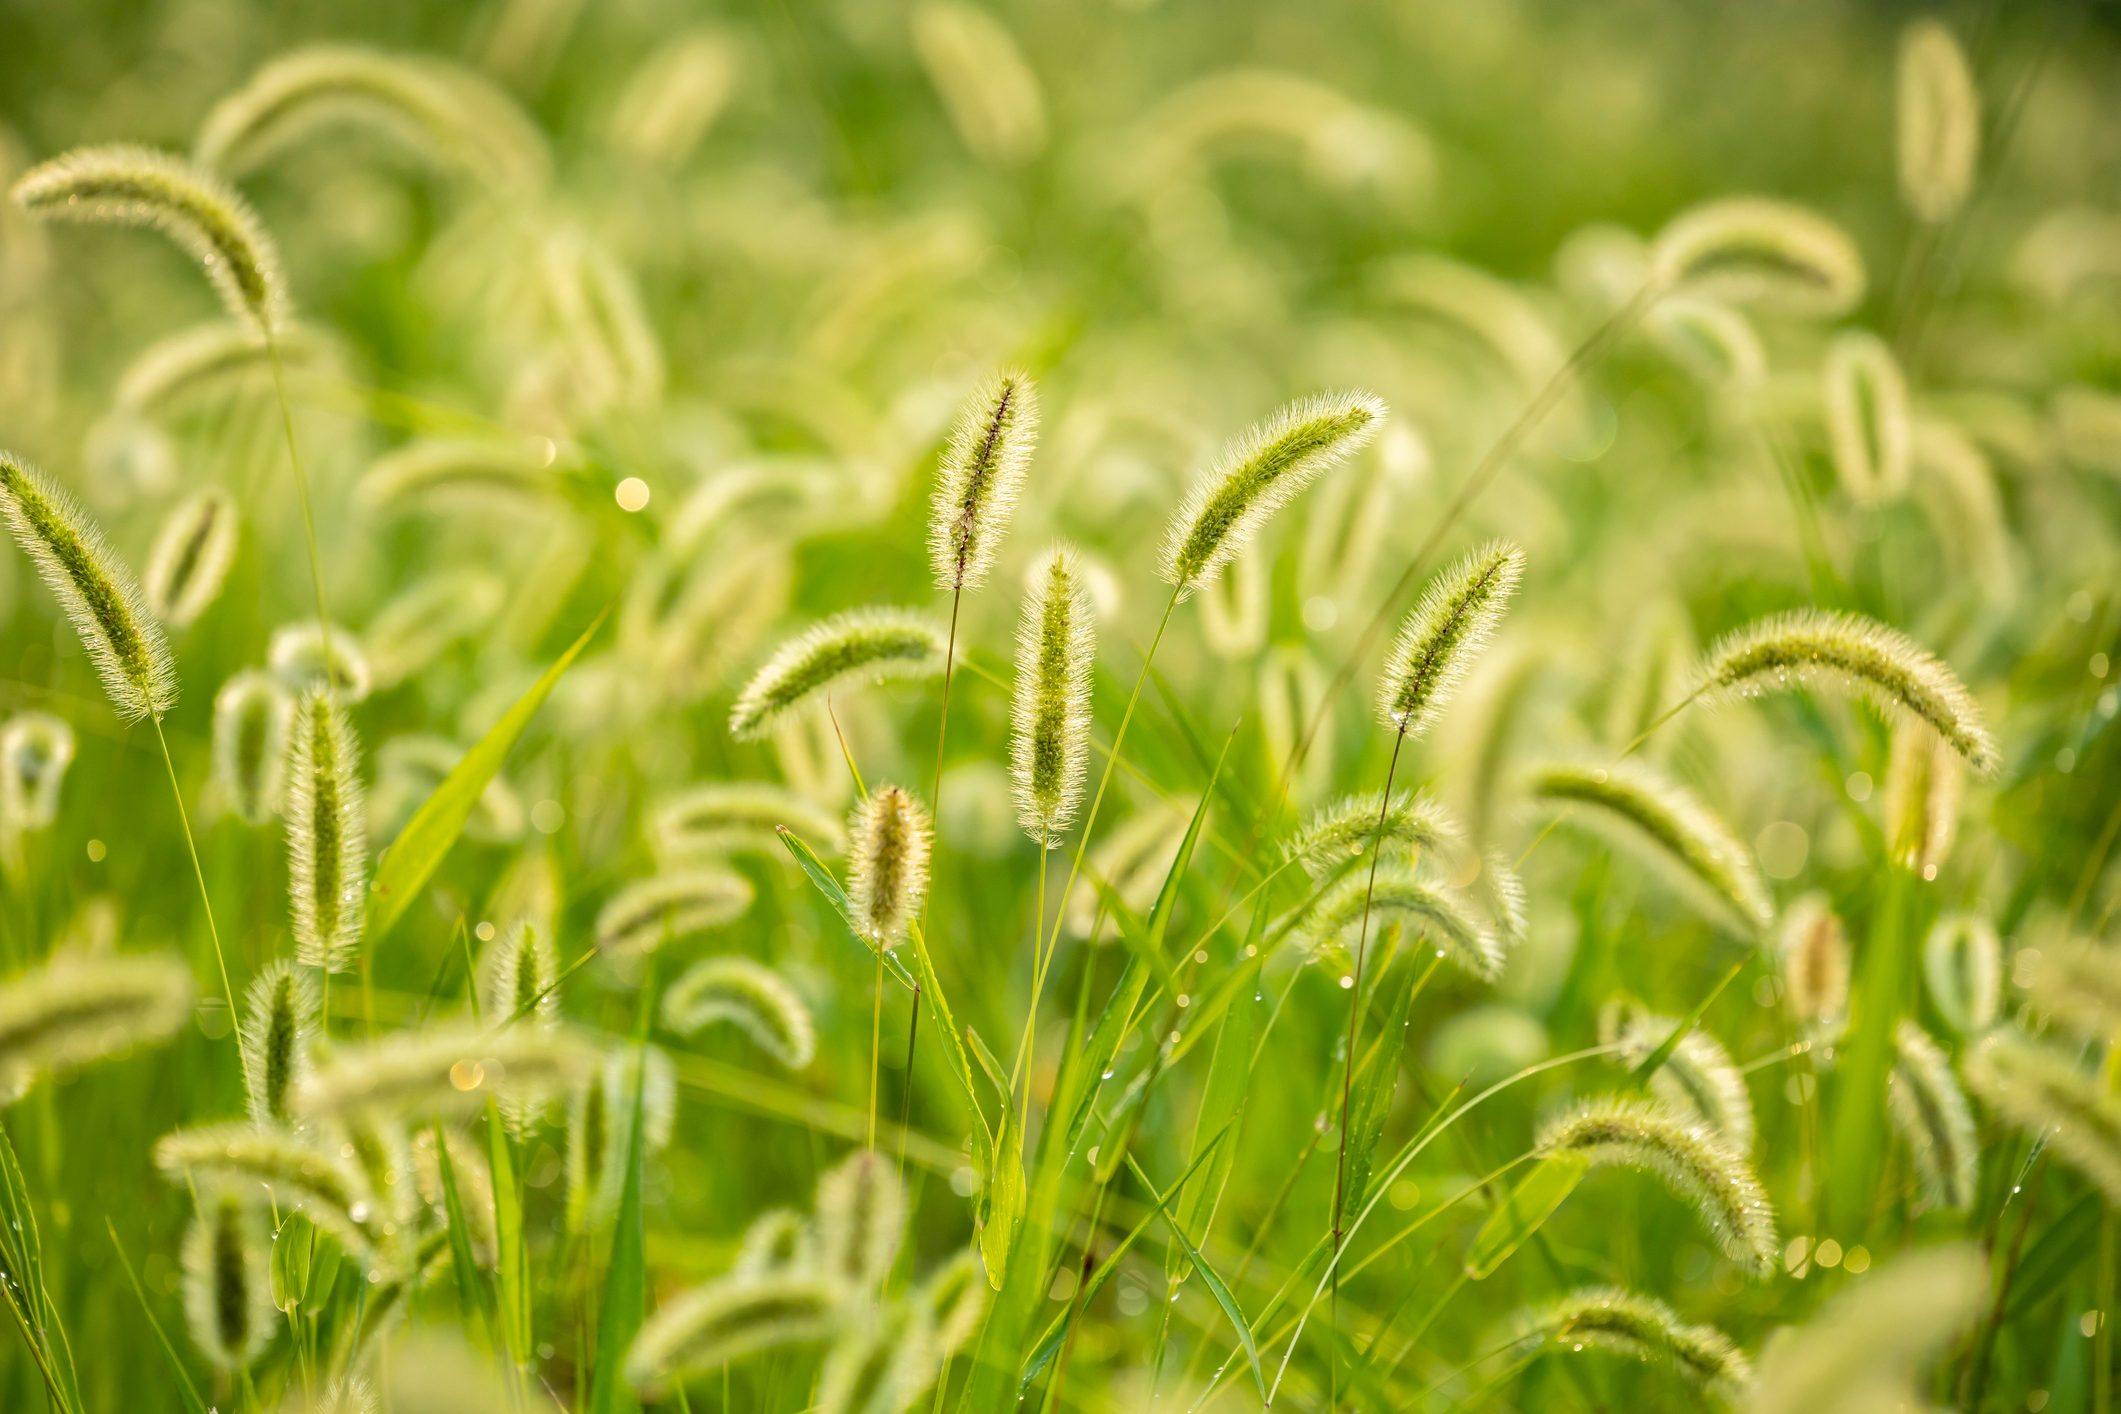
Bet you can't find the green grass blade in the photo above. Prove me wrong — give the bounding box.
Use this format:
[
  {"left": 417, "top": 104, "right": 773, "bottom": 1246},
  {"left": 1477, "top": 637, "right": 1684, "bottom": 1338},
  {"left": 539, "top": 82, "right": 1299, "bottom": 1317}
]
[
  {"left": 0, "top": 1121, "right": 81, "bottom": 1414},
  {"left": 105, "top": 1219, "right": 207, "bottom": 1414},
  {"left": 1465, "top": 1154, "right": 1587, "bottom": 1279},
  {"left": 589, "top": 1049, "right": 649, "bottom": 1414},
  {"left": 1123, "top": 1151, "right": 1266, "bottom": 1402},
  {"left": 487, "top": 1101, "right": 531, "bottom": 1367},
  {"left": 431, "top": 1122, "right": 492, "bottom": 1329}
]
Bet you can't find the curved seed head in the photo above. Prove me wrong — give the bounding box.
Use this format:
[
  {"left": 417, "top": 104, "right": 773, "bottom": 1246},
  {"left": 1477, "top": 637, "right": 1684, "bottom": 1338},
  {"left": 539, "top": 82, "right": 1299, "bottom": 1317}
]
[
  {"left": 478, "top": 919, "right": 558, "bottom": 1026},
  {"left": 1922, "top": 912, "right": 2001, "bottom": 1037},
  {"left": 816, "top": 1148, "right": 905, "bottom": 1292},
  {"left": 1501, "top": 1286, "right": 1751, "bottom": 1401},
  {"left": 596, "top": 868, "right": 755, "bottom": 958},
  {"left": 0, "top": 951, "right": 194, "bottom": 1102},
  {"left": 1748, "top": 1245, "right": 1985, "bottom": 1414},
  {"left": 2014, "top": 937, "right": 2121, "bottom": 1044},
  {"left": 1964, "top": 1030, "right": 2121, "bottom": 1203},
  {"left": 12, "top": 144, "right": 287, "bottom": 330},
  {"left": 847, "top": 786, "right": 932, "bottom": 950},
  {"left": 1882, "top": 721, "right": 1964, "bottom": 878},
  {"left": 1898, "top": 20, "right": 1980, "bottom": 224},
  {"left": 1160, "top": 391, "right": 1385, "bottom": 595},
  {"left": 1600, "top": 1000, "right": 1755, "bottom": 1153},
  {"left": 410, "top": 1126, "right": 498, "bottom": 1268},
  {"left": 1536, "top": 1097, "right": 1777, "bottom": 1277},
  {"left": 930, "top": 370, "right": 1039, "bottom": 591},
  {"left": 357, "top": 438, "right": 564, "bottom": 518},
  {"left": 1283, "top": 789, "right": 1466, "bottom": 880},
  {"left": 285, "top": 689, "right": 368, "bottom": 973},
  {"left": 294, "top": 1021, "right": 599, "bottom": 1124},
  {"left": 732, "top": 1209, "right": 813, "bottom": 1277},
  {"left": 729, "top": 608, "right": 946, "bottom": 741},
  {"left": 0, "top": 712, "right": 76, "bottom": 833},
  {"left": 181, "top": 1195, "right": 275, "bottom": 1373},
  {"left": 213, "top": 671, "right": 295, "bottom": 825},
  {"left": 0, "top": 449, "right": 176, "bottom": 720},
  {"left": 363, "top": 571, "right": 506, "bottom": 690},
  {"left": 1697, "top": 609, "right": 1997, "bottom": 776},
  {"left": 1649, "top": 197, "right": 1865, "bottom": 317},
  {"left": 239, "top": 959, "right": 318, "bottom": 1129},
  {"left": 568, "top": 1044, "right": 677, "bottom": 1232},
  {"left": 143, "top": 488, "right": 240, "bottom": 628},
  {"left": 1528, "top": 759, "right": 1772, "bottom": 938},
  {"left": 1377, "top": 539, "right": 1524, "bottom": 737},
  {"left": 1302, "top": 867, "right": 1502, "bottom": 981},
  {"left": 1010, "top": 544, "right": 1095, "bottom": 843},
  {"left": 663, "top": 956, "right": 816, "bottom": 1068},
  {"left": 1822, "top": 331, "right": 1912, "bottom": 507},
  {"left": 652, "top": 781, "right": 848, "bottom": 862},
  {"left": 269, "top": 620, "right": 372, "bottom": 704},
  {"left": 911, "top": 2, "right": 1048, "bottom": 166},
  {"left": 1889, "top": 1021, "right": 1978, "bottom": 1212},
  {"left": 625, "top": 1271, "right": 847, "bottom": 1400},
  {"left": 1643, "top": 295, "right": 1767, "bottom": 388},
  {"left": 154, "top": 1124, "right": 382, "bottom": 1269},
  {"left": 117, "top": 320, "right": 328, "bottom": 419}
]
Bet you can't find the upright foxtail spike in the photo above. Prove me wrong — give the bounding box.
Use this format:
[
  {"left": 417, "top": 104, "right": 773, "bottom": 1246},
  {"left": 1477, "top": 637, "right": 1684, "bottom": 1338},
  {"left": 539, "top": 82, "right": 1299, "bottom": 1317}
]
[
  {"left": 1009, "top": 545, "right": 1094, "bottom": 843},
  {"left": 930, "top": 370, "right": 1039, "bottom": 592}
]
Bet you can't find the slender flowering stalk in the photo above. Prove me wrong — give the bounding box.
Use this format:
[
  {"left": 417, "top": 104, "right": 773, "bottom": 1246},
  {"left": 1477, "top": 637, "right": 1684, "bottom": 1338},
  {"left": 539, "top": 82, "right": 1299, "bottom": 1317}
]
[
  {"left": 142, "top": 488, "right": 239, "bottom": 628},
  {"left": 0, "top": 450, "right": 175, "bottom": 720},
  {"left": 1776, "top": 893, "right": 1850, "bottom": 1042},
  {"left": 930, "top": 370, "right": 1038, "bottom": 592},
  {"left": 1009, "top": 545, "right": 1095, "bottom": 843},
  {"left": 1160, "top": 391, "right": 1386, "bottom": 596},
  {"left": 1888, "top": 1022, "right": 1977, "bottom": 1212},
  {"left": 0, "top": 951, "right": 194, "bottom": 1101},
  {"left": 238, "top": 959, "right": 317, "bottom": 1129},
  {"left": 1822, "top": 331, "right": 1911, "bottom": 507},
  {"left": 846, "top": 787, "right": 932, "bottom": 949},
  {"left": 1501, "top": 1286, "right": 1752, "bottom": 1402},
  {"left": 1376, "top": 540, "right": 1524, "bottom": 736},
  {"left": 1648, "top": 196, "right": 1866, "bottom": 317},
  {"left": 1697, "top": 609, "right": 1998, "bottom": 776},
  {"left": 663, "top": 956, "right": 816, "bottom": 1067},
  {"left": 729, "top": 609, "right": 947, "bottom": 741},
  {"left": 652, "top": 781, "right": 848, "bottom": 860},
  {"left": 181, "top": 1195, "right": 274, "bottom": 1373},
  {"left": 1536, "top": 1097, "right": 1778, "bottom": 1276},
  {"left": 285, "top": 689, "right": 368, "bottom": 973},
  {"left": 293, "top": 1022, "right": 599, "bottom": 1123},
  {"left": 1882, "top": 721, "right": 1964, "bottom": 877},
  {"left": 815, "top": 1149, "right": 905, "bottom": 1293},
  {"left": 1601, "top": 1000, "right": 1755, "bottom": 1152},
  {"left": 1529, "top": 759, "right": 1773, "bottom": 937},
  {"left": 1963, "top": 1030, "right": 2121, "bottom": 1202},
  {"left": 1922, "top": 912, "right": 2001, "bottom": 1037},
  {"left": 625, "top": 1272, "right": 848, "bottom": 1399},
  {"left": 212, "top": 671, "right": 294, "bottom": 824},
  {"left": 1898, "top": 19, "right": 1979, "bottom": 225},
  {"left": 595, "top": 868, "right": 755, "bottom": 957},
  {"left": 11, "top": 144, "right": 288, "bottom": 331}
]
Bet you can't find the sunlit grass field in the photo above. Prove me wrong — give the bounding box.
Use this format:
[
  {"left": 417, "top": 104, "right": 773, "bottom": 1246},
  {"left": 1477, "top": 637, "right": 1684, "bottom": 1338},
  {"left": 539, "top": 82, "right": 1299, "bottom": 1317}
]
[{"left": 0, "top": 1, "right": 2118, "bottom": 1410}]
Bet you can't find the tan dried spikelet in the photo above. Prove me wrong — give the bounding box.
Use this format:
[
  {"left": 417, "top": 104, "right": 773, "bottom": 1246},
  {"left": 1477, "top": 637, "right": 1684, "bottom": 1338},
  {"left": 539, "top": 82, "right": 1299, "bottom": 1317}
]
[
  {"left": 0, "top": 449, "right": 177, "bottom": 720},
  {"left": 930, "top": 370, "right": 1038, "bottom": 591},
  {"left": 12, "top": 144, "right": 287, "bottom": 331},
  {"left": 846, "top": 786, "right": 933, "bottom": 950}
]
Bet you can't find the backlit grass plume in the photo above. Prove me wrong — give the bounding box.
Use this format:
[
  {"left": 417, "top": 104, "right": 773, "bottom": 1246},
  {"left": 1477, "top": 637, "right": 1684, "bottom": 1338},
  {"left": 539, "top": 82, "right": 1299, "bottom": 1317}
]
[
  {"left": 181, "top": 1194, "right": 274, "bottom": 1373},
  {"left": 1284, "top": 789, "right": 1464, "bottom": 879},
  {"left": 1888, "top": 1021, "right": 1977, "bottom": 1212},
  {"left": 213, "top": 671, "right": 293, "bottom": 824},
  {"left": 596, "top": 868, "right": 755, "bottom": 957},
  {"left": 1010, "top": 545, "right": 1095, "bottom": 843},
  {"left": 930, "top": 370, "right": 1038, "bottom": 592},
  {"left": 0, "top": 951, "right": 194, "bottom": 1102},
  {"left": 1536, "top": 1097, "right": 1777, "bottom": 1277},
  {"left": 0, "top": 449, "right": 176, "bottom": 720},
  {"left": 295, "top": 1022, "right": 599, "bottom": 1124},
  {"left": 1697, "top": 610, "right": 1998, "bottom": 776},
  {"left": 285, "top": 688, "right": 367, "bottom": 973},
  {"left": 1747, "top": 1245, "right": 1985, "bottom": 1414},
  {"left": 116, "top": 320, "right": 326, "bottom": 419},
  {"left": 1600, "top": 1000, "right": 1755, "bottom": 1152},
  {"left": 1303, "top": 868, "right": 1502, "bottom": 980},
  {"left": 651, "top": 782, "right": 847, "bottom": 861},
  {"left": 1965, "top": 1031, "right": 2121, "bottom": 1202},
  {"left": 357, "top": 438, "right": 564, "bottom": 518},
  {"left": 1377, "top": 540, "right": 1524, "bottom": 736},
  {"left": 1882, "top": 719, "right": 1964, "bottom": 878},
  {"left": 1528, "top": 759, "right": 1772, "bottom": 938},
  {"left": 1923, "top": 913, "right": 2001, "bottom": 1037},
  {"left": 663, "top": 956, "right": 817, "bottom": 1067},
  {"left": 239, "top": 959, "right": 317, "bottom": 1129},
  {"left": 1648, "top": 196, "right": 1865, "bottom": 317},
  {"left": 625, "top": 1271, "right": 847, "bottom": 1400},
  {"left": 270, "top": 620, "right": 373, "bottom": 704},
  {"left": 0, "top": 712, "right": 74, "bottom": 835},
  {"left": 816, "top": 1149, "right": 905, "bottom": 1293},
  {"left": 729, "top": 608, "right": 946, "bottom": 741},
  {"left": 1898, "top": 19, "right": 1979, "bottom": 224},
  {"left": 1160, "top": 391, "right": 1385, "bottom": 595},
  {"left": 568, "top": 1044, "right": 678, "bottom": 1232},
  {"left": 846, "top": 786, "right": 932, "bottom": 949},
  {"left": 12, "top": 145, "right": 287, "bottom": 331},
  {"left": 1822, "top": 331, "right": 1911, "bottom": 507},
  {"left": 195, "top": 45, "right": 548, "bottom": 187},
  {"left": 2014, "top": 937, "right": 2121, "bottom": 1043},
  {"left": 1776, "top": 892, "right": 1849, "bottom": 1042},
  {"left": 1501, "top": 1286, "right": 1751, "bottom": 1403},
  {"left": 477, "top": 920, "right": 558, "bottom": 1025},
  {"left": 142, "top": 487, "right": 239, "bottom": 628},
  {"left": 154, "top": 1124, "right": 381, "bottom": 1266},
  {"left": 363, "top": 571, "right": 505, "bottom": 690}
]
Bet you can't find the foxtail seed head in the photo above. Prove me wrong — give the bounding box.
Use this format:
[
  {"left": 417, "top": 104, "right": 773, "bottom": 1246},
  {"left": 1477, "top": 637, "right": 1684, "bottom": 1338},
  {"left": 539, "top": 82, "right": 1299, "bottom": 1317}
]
[
  {"left": 143, "top": 487, "right": 239, "bottom": 627},
  {"left": 1303, "top": 867, "right": 1502, "bottom": 981},
  {"left": 1378, "top": 539, "right": 1524, "bottom": 737},
  {"left": 478, "top": 919, "right": 558, "bottom": 1026},
  {"left": 1160, "top": 391, "right": 1385, "bottom": 595},
  {"left": 1898, "top": 20, "right": 1980, "bottom": 224},
  {"left": 1649, "top": 197, "right": 1865, "bottom": 317},
  {"left": 357, "top": 438, "right": 564, "bottom": 518},
  {"left": 568, "top": 1044, "right": 678, "bottom": 1232},
  {"left": 626, "top": 1271, "right": 848, "bottom": 1400},
  {"left": 0, "top": 450, "right": 176, "bottom": 720},
  {"left": 1776, "top": 892, "right": 1850, "bottom": 1042},
  {"left": 1010, "top": 545, "right": 1095, "bottom": 843},
  {"left": 663, "top": 956, "right": 816, "bottom": 1067},
  {"left": 1747, "top": 1245, "right": 1985, "bottom": 1414},
  {"left": 1699, "top": 609, "right": 1997, "bottom": 776},
  {"left": 595, "top": 868, "right": 755, "bottom": 958},
  {"left": 1922, "top": 912, "right": 2001, "bottom": 1037},
  {"left": 1536, "top": 1097, "right": 1777, "bottom": 1277},
  {"left": 729, "top": 608, "right": 946, "bottom": 741},
  {"left": 1822, "top": 331, "right": 1912, "bottom": 507},
  {"left": 1889, "top": 1021, "right": 1977, "bottom": 1212},
  {"left": 12, "top": 144, "right": 287, "bottom": 331},
  {"left": 930, "top": 370, "right": 1038, "bottom": 591},
  {"left": 182, "top": 1195, "right": 274, "bottom": 1373},
  {"left": 270, "top": 620, "right": 373, "bottom": 704},
  {"left": 0, "top": 951, "right": 194, "bottom": 1101},
  {"left": 1503, "top": 1286, "right": 1751, "bottom": 1401},
  {"left": 0, "top": 712, "right": 76, "bottom": 833},
  {"left": 239, "top": 959, "right": 317, "bottom": 1129},
  {"left": 155, "top": 1124, "right": 381, "bottom": 1267},
  {"left": 1600, "top": 1000, "right": 1755, "bottom": 1153},
  {"left": 294, "top": 1022, "right": 599, "bottom": 1124},
  {"left": 1963, "top": 1030, "right": 2121, "bottom": 1203},
  {"left": 846, "top": 787, "right": 932, "bottom": 950},
  {"left": 1883, "top": 721, "right": 1964, "bottom": 878},
  {"left": 1283, "top": 789, "right": 1465, "bottom": 880},
  {"left": 651, "top": 781, "right": 848, "bottom": 861},
  {"left": 213, "top": 671, "right": 294, "bottom": 824},
  {"left": 285, "top": 689, "right": 368, "bottom": 973},
  {"left": 1528, "top": 759, "right": 1772, "bottom": 938},
  {"left": 2014, "top": 937, "right": 2121, "bottom": 1044},
  {"left": 816, "top": 1148, "right": 906, "bottom": 1293}
]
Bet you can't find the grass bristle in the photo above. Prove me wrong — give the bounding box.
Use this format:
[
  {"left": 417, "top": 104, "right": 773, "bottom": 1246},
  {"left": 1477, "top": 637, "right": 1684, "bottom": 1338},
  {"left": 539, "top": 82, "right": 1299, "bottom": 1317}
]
[{"left": 1963, "top": 1030, "right": 2121, "bottom": 1204}]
